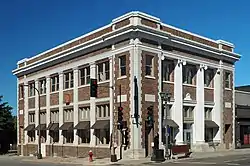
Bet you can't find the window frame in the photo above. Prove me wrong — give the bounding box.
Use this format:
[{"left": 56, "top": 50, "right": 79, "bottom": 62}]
[
  {"left": 64, "top": 71, "right": 74, "bottom": 89},
  {"left": 145, "top": 55, "right": 154, "bottom": 77},
  {"left": 28, "top": 112, "right": 35, "bottom": 124},
  {"left": 50, "top": 110, "right": 59, "bottom": 123},
  {"left": 204, "top": 69, "right": 214, "bottom": 88},
  {"left": 78, "top": 129, "right": 90, "bottom": 144},
  {"left": 63, "top": 108, "right": 74, "bottom": 122},
  {"left": 28, "top": 82, "right": 35, "bottom": 97},
  {"left": 79, "top": 106, "right": 90, "bottom": 121},
  {"left": 183, "top": 65, "right": 196, "bottom": 85},
  {"left": 205, "top": 107, "right": 212, "bottom": 120},
  {"left": 96, "top": 104, "right": 110, "bottom": 119},
  {"left": 97, "top": 61, "right": 110, "bottom": 82},
  {"left": 96, "top": 129, "right": 110, "bottom": 145},
  {"left": 163, "top": 60, "right": 174, "bottom": 82},
  {"left": 79, "top": 66, "right": 90, "bottom": 86},
  {"left": 225, "top": 72, "right": 231, "bottom": 89},
  {"left": 119, "top": 55, "right": 126, "bottom": 77},
  {"left": 183, "top": 106, "right": 194, "bottom": 120},
  {"left": 51, "top": 75, "right": 59, "bottom": 92},
  {"left": 39, "top": 79, "right": 46, "bottom": 94}
]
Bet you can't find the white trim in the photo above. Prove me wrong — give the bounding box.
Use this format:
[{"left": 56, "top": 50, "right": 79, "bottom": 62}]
[
  {"left": 95, "top": 97, "right": 110, "bottom": 103},
  {"left": 235, "top": 90, "right": 250, "bottom": 94}
]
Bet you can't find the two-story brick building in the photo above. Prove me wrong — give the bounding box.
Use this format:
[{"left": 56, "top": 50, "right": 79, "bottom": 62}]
[{"left": 13, "top": 11, "right": 240, "bottom": 158}]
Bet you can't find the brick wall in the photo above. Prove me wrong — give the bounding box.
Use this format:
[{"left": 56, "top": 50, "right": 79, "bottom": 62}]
[
  {"left": 40, "top": 95, "right": 46, "bottom": 107},
  {"left": 183, "top": 86, "right": 196, "bottom": 101},
  {"left": 97, "top": 82, "right": 110, "bottom": 98},
  {"left": 28, "top": 97, "right": 35, "bottom": 109},
  {"left": 163, "top": 83, "right": 174, "bottom": 100},
  {"left": 78, "top": 87, "right": 90, "bottom": 101},
  {"left": 113, "top": 51, "right": 131, "bottom": 147},
  {"left": 141, "top": 50, "right": 159, "bottom": 149},
  {"left": 204, "top": 88, "right": 214, "bottom": 102}
]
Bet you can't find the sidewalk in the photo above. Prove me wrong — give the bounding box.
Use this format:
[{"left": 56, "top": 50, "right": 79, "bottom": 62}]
[{"left": 5, "top": 148, "right": 250, "bottom": 165}]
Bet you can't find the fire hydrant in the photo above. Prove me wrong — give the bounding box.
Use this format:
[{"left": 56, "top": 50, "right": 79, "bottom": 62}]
[{"left": 88, "top": 150, "right": 93, "bottom": 162}]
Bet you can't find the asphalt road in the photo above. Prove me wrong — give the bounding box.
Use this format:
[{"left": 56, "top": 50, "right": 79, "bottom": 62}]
[{"left": 1, "top": 154, "right": 250, "bottom": 166}]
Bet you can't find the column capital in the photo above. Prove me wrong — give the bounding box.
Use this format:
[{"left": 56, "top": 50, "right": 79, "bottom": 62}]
[
  {"left": 199, "top": 64, "right": 208, "bottom": 71},
  {"left": 73, "top": 66, "right": 78, "bottom": 71},
  {"left": 177, "top": 59, "right": 186, "bottom": 66},
  {"left": 58, "top": 71, "right": 64, "bottom": 76}
]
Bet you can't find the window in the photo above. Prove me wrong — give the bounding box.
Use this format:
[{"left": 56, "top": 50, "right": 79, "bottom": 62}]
[
  {"left": 50, "top": 131, "right": 59, "bottom": 143},
  {"left": 19, "top": 85, "right": 24, "bottom": 99},
  {"left": 205, "top": 108, "right": 212, "bottom": 120},
  {"left": 64, "top": 71, "right": 74, "bottom": 89},
  {"left": 28, "top": 112, "right": 35, "bottom": 124},
  {"left": 79, "top": 107, "right": 90, "bottom": 121},
  {"left": 51, "top": 75, "right": 59, "bottom": 92},
  {"left": 183, "top": 106, "right": 194, "bottom": 119},
  {"left": 163, "top": 60, "right": 174, "bottom": 81},
  {"left": 145, "top": 55, "right": 154, "bottom": 76},
  {"left": 162, "top": 104, "right": 171, "bottom": 119},
  {"left": 39, "top": 79, "right": 46, "bottom": 94},
  {"left": 119, "top": 55, "right": 126, "bottom": 77},
  {"left": 28, "top": 82, "right": 35, "bottom": 97},
  {"left": 183, "top": 65, "right": 196, "bottom": 85},
  {"left": 225, "top": 72, "right": 231, "bottom": 89},
  {"left": 204, "top": 69, "right": 214, "bottom": 88},
  {"left": 50, "top": 110, "right": 59, "bottom": 123},
  {"left": 78, "top": 130, "right": 90, "bottom": 144},
  {"left": 96, "top": 129, "right": 110, "bottom": 145},
  {"left": 97, "top": 61, "right": 109, "bottom": 82},
  {"left": 97, "top": 104, "right": 110, "bottom": 119},
  {"left": 63, "top": 131, "right": 74, "bottom": 143},
  {"left": 40, "top": 130, "right": 46, "bottom": 143},
  {"left": 205, "top": 128, "right": 213, "bottom": 142},
  {"left": 79, "top": 66, "right": 90, "bottom": 86},
  {"left": 28, "top": 131, "right": 35, "bottom": 142},
  {"left": 64, "top": 108, "right": 74, "bottom": 122},
  {"left": 40, "top": 112, "right": 46, "bottom": 124}
]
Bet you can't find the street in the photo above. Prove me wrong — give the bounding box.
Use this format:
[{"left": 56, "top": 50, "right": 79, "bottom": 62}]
[{"left": 1, "top": 154, "right": 250, "bottom": 166}]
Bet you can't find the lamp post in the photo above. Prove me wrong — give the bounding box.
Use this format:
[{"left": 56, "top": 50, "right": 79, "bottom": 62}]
[
  {"left": 159, "top": 92, "right": 171, "bottom": 158},
  {"left": 23, "top": 84, "right": 42, "bottom": 159}
]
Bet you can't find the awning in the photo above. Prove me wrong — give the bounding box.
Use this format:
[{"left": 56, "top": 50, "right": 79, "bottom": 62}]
[
  {"left": 238, "top": 121, "right": 250, "bottom": 126},
  {"left": 205, "top": 120, "right": 219, "bottom": 128},
  {"left": 35, "top": 124, "right": 47, "bottom": 130},
  {"left": 24, "top": 124, "right": 35, "bottom": 131},
  {"left": 91, "top": 120, "right": 110, "bottom": 129},
  {"left": 163, "top": 119, "right": 179, "bottom": 128},
  {"left": 47, "top": 123, "right": 59, "bottom": 131},
  {"left": 59, "top": 122, "right": 74, "bottom": 130},
  {"left": 74, "top": 121, "right": 90, "bottom": 130}
]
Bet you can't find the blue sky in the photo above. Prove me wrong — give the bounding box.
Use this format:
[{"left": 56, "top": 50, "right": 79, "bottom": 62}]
[{"left": 0, "top": 0, "right": 249, "bottom": 115}]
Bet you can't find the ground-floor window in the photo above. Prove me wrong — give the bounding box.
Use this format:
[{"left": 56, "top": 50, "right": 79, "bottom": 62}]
[
  {"left": 62, "top": 131, "right": 74, "bottom": 143},
  {"left": 162, "top": 127, "right": 175, "bottom": 145},
  {"left": 78, "top": 129, "right": 90, "bottom": 144},
  {"left": 205, "top": 128, "right": 213, "bottom": 142},
  {"left": 28, "top": 131, "right": 35, "bottom": 142},
  {"left": 50, "top": 131, "right": 59, "bottom": 143},
  {"left": 95, "top": 129, "right": 110, "bottom": 145},
  {"left": 40, "top": 130, "right": 47, "bottom": 143}
]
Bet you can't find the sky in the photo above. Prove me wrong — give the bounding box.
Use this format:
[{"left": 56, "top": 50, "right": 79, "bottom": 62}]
[{"left": 0, "top": 0, "right": 249, "bottom": 115}]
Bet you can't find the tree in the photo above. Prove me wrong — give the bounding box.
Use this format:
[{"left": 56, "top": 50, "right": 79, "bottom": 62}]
[{"left": 0, "top": 95, "right": 16, "bottom": 154}]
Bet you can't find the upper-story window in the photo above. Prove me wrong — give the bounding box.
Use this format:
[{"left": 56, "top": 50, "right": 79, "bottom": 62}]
[
  {"left": 39, "top": 79, "right": 46, "bottom": 94},
  {"left": 97, "top": 61, "right": 109, "bottom": 82},
  {"left": 50, "top": 110, "right": 59, "bottom": 123},
  {"left": 183, "top": 106, "right": 194, "bottom": 120},
  {"left": 97, "top": 104, "right": 110, "bottom": 119},
  {"left": 28, "top": 112, "right": 35, "bottom": 124},
  {"left": 28, "top": 82, "right": 35, "bottom": 97},
  {"left": 79, "top": 66, "right": 90, "bottom": 86},
  {"left": 64, "top": 108, "right": 74, "bottom": 122},
  {"left": 163, "top": 60, "right": 175, "bottom": 82},
  {"left": 225, "top": 72, "right": 231, "bottom": 89},
  {"left": 19, "top": 85, "right": 24, "bottom": 99},
  {"left": 183, "top": 65, "right": 196, "bottom": 85},
  {"left": 79, "top": 106, "right": 90, "bottom": 121},
  {"left": 40, "top": 112, "right": 46, "bottom": 124},
  {"left": 145, "top": 55, "right": 154, "bottom": 76},
  {"left": 205, "top": 108, "right": 212, "bottom": 120},
  {"left": 119, "top": 55, "right": 126, "bottom": 77},
  {"left": 51, "top": 75, "right": 59, "bottom": 92},
  {"left": 204, "top": 69, "right": 214, "bottom": 88},
  {"left": 64, "top": 71, "right": 74, "bottom": 89},
  {"left": 162, "top": 104, "right": 171, "bottom": 118}
]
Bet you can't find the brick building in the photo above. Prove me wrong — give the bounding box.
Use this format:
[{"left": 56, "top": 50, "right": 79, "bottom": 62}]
[{"left": 13, "top": 11, "right": 240, "bottom": 158}]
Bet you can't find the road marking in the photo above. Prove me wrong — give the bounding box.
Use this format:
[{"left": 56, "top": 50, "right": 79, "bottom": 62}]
[
  {"left": 227, "top": 163, "right": 240, "bottom": 166},
  {"left": 173, "top": 161, "right": 217, "bottom": 165},
  {"left": 225, "top": 158, "right": 249, "bottom": 162}
]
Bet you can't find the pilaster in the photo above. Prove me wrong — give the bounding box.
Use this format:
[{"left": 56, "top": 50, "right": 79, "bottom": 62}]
[
  {"left": 35, "top": 79, "right": 39, "bottom": 144},
  {"left": 46, "top": 76, "right": 51, "bottom": 144},
  {"left": 109, "top": 56, "right": 114, "bottom": 136},
  {"left": 58, "top": 72, "right": 64, "bottom": 144},
  {"left": 90, "top": 63, "right": 96, "bottom": 146},
  {"left": 24, "top": 76, "right": 29, "bottom": 144},
  {"left": 173, "top": 59, "right": 184, "bottom": 144},
  {"left": 73, "top": 67, "right": 79, "bottom": 145},
  {"left": 194, "top": 64, "right": 206, "bottom": 143}
]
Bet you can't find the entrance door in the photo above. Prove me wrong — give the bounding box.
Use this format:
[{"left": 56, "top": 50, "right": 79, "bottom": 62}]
[{"left": 184, "top": 130, "right": 192, "bottom": 145}]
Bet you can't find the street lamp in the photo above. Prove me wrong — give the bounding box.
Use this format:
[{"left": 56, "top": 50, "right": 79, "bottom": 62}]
[
  {"left": 159, "top": 92, "right": 171, "bottom": 158},
  {"left": 23, "top": 84, "right": 42, "bottom": 159}
]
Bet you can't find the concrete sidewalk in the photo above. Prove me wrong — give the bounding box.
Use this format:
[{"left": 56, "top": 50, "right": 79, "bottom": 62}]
[{"left": 4, "top": 148, "right": 250, "bottom": 165}]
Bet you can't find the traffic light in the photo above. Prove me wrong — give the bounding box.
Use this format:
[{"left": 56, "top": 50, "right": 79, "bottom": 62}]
[
  {"left": 90, "top": 79, "right": 98, "bottom": 97},
  {"left": 118, "top": 106, "right": 123, "bottom": 129},
  {"left": 123, "top": 129, "right": 129, "bottom": 146},
  {"left": 147, "top": 106, "right": 154, "bottom": 128}
]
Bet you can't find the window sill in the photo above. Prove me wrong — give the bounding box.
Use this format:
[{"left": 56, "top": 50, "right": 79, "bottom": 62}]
[
  {"left": 28, "top": 96, "right": 35, "bottom": 99},
  {"left": 40, "top": 94, "right": 46, "bottom": 97},
  {"left": 225, "top": 88, "right": 232, "bottom": 91},
  {"left": 50, "top": 91, "right": 59, "bottom": 94},
  {"left": 78, "top": 143, "right": 90, "bottom": 147},
  {"left": 78, "top": 84, "right": 90, "bottom": 88},
  {"left": 117, "top": 76, "right": 127, "bottom": 80},
  {"left": 98, "top": 80, "right": 110, "bottom": 84},
  {"left": 145, "top": 75, "right": 155, "bottom": 79},
  {"left": 62, "top": 143, "right": 75, "bottom": 146},
  {"left": 95, "top": 145, "right": 109, "bottom": 148},
  {"left": 204, "top": 87, "right": 214, "bottom": 90},
  {"left": 183, "top": 84, "right": 196, "bottom": 88},
  {"left": 63, "top": 88, "right": 74, "bottom": 92},
  {"left": 19, "top": 98, "right": 24, "bottom": 100},
  {"left": 162, "top": 81, "right": 174, "bottom": 84}
]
